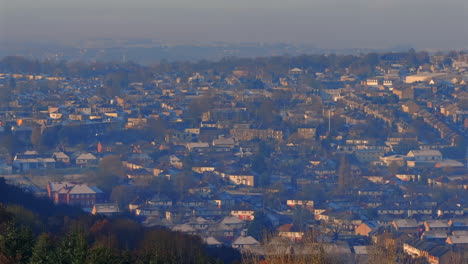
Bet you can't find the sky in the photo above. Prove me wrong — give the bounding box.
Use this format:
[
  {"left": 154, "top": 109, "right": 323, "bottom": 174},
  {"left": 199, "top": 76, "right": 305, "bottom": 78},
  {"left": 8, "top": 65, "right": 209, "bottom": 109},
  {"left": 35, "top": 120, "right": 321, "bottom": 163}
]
[{"left": 1, "top": 0, "right": 467, "bottom": 50}]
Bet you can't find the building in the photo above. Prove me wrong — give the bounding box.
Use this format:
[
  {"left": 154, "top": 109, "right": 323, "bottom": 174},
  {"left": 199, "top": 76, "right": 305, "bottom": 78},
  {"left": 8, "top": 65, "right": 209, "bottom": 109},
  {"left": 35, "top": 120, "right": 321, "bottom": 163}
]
[
  {"left": 92, "top": 203, "right": 120, "bottom": 216},
  {"left": 355, "top": 221, "right": 380, "bottom": 237},
  {"left": 277, "top": 224, "right": 304, "bottom": 242},
  {"left": 230, "top": 128, "right": 283, "bottom": 141},
  {"left": 286, "top": 200, "right": 314, "bottom": 208},
  {"left": 47, "top": 182, "right": 104, "bottom": 207},
  {"left": 406, "top": 150, "right": 443, "bottom": 167},
  {"left": 13, "top": 152, "right": 56, "bottom": 172},
  {"left": 75, "top": 153, "right": 98, "bottom": 167},
  {"left": 392, "top": 219, "right": 420, "bottom": 234},
  {"left": 227, "top": 175, "right": 255, "bottom": 187},
  {"left": 231, "top": 209, "right": 255, "bottom": 221},
  {"left": 297, "top": 128, "right": 317, "bottom": 139}
]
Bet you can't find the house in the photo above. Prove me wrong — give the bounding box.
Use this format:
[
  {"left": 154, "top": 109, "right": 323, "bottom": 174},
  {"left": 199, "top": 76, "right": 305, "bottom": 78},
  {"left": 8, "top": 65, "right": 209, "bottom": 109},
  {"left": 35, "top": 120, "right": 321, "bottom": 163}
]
[
  {"left": 128, "top": 197, "right": 145, "bottom": 211},
  {"left": 297, "top": 128, "right": 317, "bottom": 139},
  {"left": 186, "top": 142, "right": 210, "bottom": 152},
  {"left": 192, "top": 166, "right": 215, "bottom": 174},
  {"left": 380, "top": 154, "right": 406, "bottom": 167},
  {"left": 126, "top": 168, "right": 153, "bottom": 179},
  {"left": 449, "top": 219, "right": 468, "bottom": 231},
  {"left": 212, "top": 137, "right": 236, "bottom": 151},
  {"left": 353, "top": 245, "right": 371, "bottom": 264},
  {"left": 212, "top": 193, "right": 236, "bottom": 208},
  {"left": 53, "top": 152, "right": 70, "bottom": 164},
  {"left": 446, "top": 235, "right": 468, "bottom": 246},
  {"left": 231, "top": 209, "right": 255, "bottom": 221},
  {"left": 436, "top": 203, "right": 464, "bottom": 217},
  {"left": 188, "top": 183, "right": 213, "bottom": 196},
  {"left": 407, "top": 205, "right": 433, "bottom": 217},
  {"left": 286, "top": 200, "right": 314, "bottom": 208},
  {"left": 91, "top": 203, "right": 120, "bottom": 216},
  {"left": 220, "top": 216, "right": 246, "bottom": 229},
  {"left": 406, "top": 150, "right": 442, "bottom": 162},
  {"left": 204, "top": 236, "right": 223, "bottom": 248},
  {"left": 75, "top": 153, "right": 97, "bottom": 167},
  {"left": 135, "top": 205, "right": 161, "bottom": 217},
  {"left": 277, "top": 224, "right": 304, "bottom": 242},
  {"left": 148, "top": 195, "right": 173, "bottom": 207},
  {"left": 186, "top": 217, "right": 211, "bottom": 231},
  {"left": 403, "top": 239, "right": 438, "bottom": 260},
  {"left": 47, "top": 182, "right": 104, "bottom": 207},
  {"left": 169, "top": 155, "right": 183, "bottom": 169},
  {"left": 126, "top": 117, "right": 147, "bottom": 128},
  {"left": 426, "top": 246, "right": 454, "bottom": 264},
  {"left": 13, "top": 152, "right": 56, "bottom": 172},
  {"left": 421, "top": 231, "right": 448, "bottom": 242},
  {"left": 355, "top": 221, "right": 380, "bottom": 237},
  {"left": 206, "top": 222, "right": 236, "bottom": 240},
  {"left": 228, "top": 175, "right": 255, "bottom": 187},
  {"left": 172, "top": 224, "right": 197, "bottom": 235},
  {"left": 392, "top": 219, "right": 420, "bottom": 234},
  {"left": 424, "top": 220, "right": 450, "bottom": 232},
  {"left": 232, "top": 235, "right": 260, "bottom": 249}
]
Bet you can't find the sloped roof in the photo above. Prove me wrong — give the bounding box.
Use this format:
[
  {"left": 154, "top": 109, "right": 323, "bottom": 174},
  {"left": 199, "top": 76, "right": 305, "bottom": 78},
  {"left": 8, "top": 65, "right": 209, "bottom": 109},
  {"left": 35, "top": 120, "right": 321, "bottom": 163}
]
[
  {"left": 93, "top": 203, "right": 120, "bottom": 213},
  {"left": 221, "top": 216, "right": 245, "bottom": 225},
  {"left": 49, "top": 182, "right": 72, "bottom": 192},
  {"left": 407, "top": 150, "right": 442, "bottom": 157},
  {"left": 428, "top": 245, "right": 451, "bottom": 257},
  {"left": 232, "top": 236, "right": 260, "bottom": 246},
  {"left": 53, "top": 152, "right": 70, "bottom": 159},
  {"left": 393, "top": 219, "right": 419, "bottom": 228},
  {"left": 447, "top": 235, "right": 468, "bottom": 244},
  {"left": 172, "top": 224, "right": 196, "bottom": 233},
  {"left": 425, "top": 220, "right": 449, "bottom": 228},
  {"left": 69, "top": 184, "right": 103, "bottom": 194},
  {"left": 76, "top": 153, "right": 97, "bottom": 160},
  {"left": 204, "top": 236, "right": 222, "bottom": 246},
  {"left": 364, "top": 221, "right": 380, "bottom": 230},
  {"left": 353, "top": 245, "right": 371, "bottom": 255},
  {"left": 422, "top": 231, "right": 448, "bottom": 239}
]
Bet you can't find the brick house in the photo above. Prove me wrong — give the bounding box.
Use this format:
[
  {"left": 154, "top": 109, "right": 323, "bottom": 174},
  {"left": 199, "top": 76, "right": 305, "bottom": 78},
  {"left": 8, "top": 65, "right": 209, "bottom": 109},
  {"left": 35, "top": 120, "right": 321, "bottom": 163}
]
[{"left": 47, "top": 182, "right": 104, "bottom": 207}]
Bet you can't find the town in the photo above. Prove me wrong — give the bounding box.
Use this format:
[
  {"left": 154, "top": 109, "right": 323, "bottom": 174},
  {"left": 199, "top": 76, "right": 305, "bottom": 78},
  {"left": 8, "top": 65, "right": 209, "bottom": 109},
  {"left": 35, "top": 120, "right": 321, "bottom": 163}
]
[{"left": 0, "top": 50, "right": 467, "bottom": 263}]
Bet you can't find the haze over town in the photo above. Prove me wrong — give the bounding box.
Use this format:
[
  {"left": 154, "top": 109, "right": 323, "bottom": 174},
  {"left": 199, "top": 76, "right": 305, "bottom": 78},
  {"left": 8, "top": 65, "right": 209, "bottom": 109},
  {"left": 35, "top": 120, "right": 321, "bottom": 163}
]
[{"left": 1, "top": 0, "right": 467, "bottom": 50}]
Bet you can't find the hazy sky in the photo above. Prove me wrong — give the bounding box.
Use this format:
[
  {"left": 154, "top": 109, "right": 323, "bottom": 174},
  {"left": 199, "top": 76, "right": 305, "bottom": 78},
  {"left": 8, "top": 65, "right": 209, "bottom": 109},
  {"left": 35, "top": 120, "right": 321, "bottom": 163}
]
[{"left": 1, "top": 0, "right": 467, "bottom": 49}]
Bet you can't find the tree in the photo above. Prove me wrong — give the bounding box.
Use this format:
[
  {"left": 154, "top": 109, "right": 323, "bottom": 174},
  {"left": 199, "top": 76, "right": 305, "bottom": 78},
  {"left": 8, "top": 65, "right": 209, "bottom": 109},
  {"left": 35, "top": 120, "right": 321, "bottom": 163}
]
[
  {"left": 0, "top": 126, "right": 22, "bottom": 156},
  {"left": 256, "top": 99, "right": 279, "bottom": 127},
  {"left": 31, "top": 124, "right": 45, "bottom": 151},
  {"left": 30, "top": 233, "right": 55, "bottom": 264},
  {"left": 174, "top": 171, "right": 195, "bottom": 198},
  {"left": 87, "top": 155, "right": 125, "bottom": 193},
  {"left": 259, "top": 172, "right": 271, "bottom": 188},
  {"left": 187, "top": 94, "right": 215, "bottom": 123},
  {"left": 292, "top": 207, "right": 314, "bottom": 230},
  {"left": 368, "top": 231, "right": 402, "bottom": 264},
  {"left": 337, "top": 154, "right": 350, "bottom": 193},
  {"left": 247, "top": 211, "right": 273, "bottom": 241},
  {"left": 394, "top": 139, "right": 419, "bottom": 155},
  {"left": 182, "top": 153, "right": 194, "bottom": 172},
  {"left": 100, "top": 71, "right": 129, "bottom": 98},
  {"left": 251, "top": 154, "right": 267, "bottom": 175},
  {"left": 56, "top": 231, "right": 88, "bottom": 264},
  {"left": 110, "top": 185, "right": 137, "bottom": 211},
  {"left": 147, "top": 118, "right": 168, "bottom": 142},
  {"left": 0, "top": 222, "right": 34, "bottom": 264},
  {"left": 0, "top": 78, "right": 14, "bottom": 106},
  {"left": 87, "top": 245, "right": 119, "bottom": 264}
]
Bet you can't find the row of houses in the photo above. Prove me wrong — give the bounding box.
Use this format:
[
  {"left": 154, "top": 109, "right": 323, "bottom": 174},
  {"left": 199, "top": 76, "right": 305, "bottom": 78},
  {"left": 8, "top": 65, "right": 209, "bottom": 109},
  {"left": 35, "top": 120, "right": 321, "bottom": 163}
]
[{"left": 12, "top": 151, "right": 98, "bottom": 172}]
